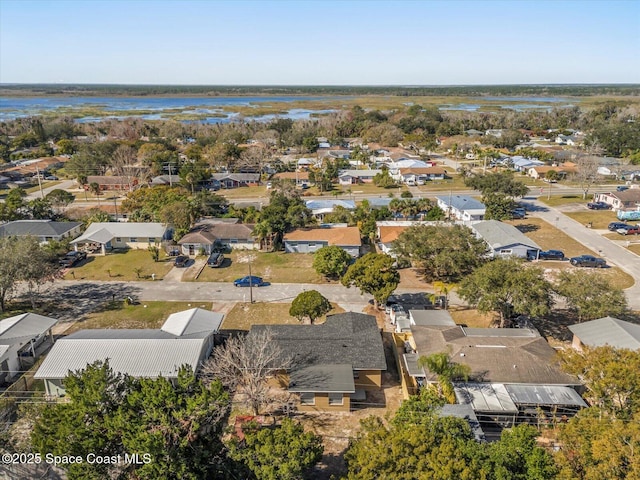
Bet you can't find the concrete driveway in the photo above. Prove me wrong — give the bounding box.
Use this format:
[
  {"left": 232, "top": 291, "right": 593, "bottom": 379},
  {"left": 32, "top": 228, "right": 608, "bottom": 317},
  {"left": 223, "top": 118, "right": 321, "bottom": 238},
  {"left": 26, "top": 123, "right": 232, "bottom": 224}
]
[{"left": 525, "top": 196, "right": 640, "bottom": 310}]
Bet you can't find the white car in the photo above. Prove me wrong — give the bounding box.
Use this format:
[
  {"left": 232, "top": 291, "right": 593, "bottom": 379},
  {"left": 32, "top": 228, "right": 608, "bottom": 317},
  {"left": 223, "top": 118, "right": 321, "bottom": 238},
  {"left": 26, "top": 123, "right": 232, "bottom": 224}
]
[{"left": 266, "top": 182, "right": 273, "bottom": 189}]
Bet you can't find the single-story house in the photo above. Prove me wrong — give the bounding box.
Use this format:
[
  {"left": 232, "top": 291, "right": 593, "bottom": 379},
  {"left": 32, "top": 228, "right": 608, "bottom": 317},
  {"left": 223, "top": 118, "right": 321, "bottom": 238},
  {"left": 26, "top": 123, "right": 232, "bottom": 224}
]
[
  {"left": 527, "top": 165, "right": 573, "bottom": 180},
  {"left": 471, "top": 220, "right": 541, "bottom": 258},
  {"left": 377, "top": 225, "right": 409, "bottom": 255},
  {"left": 178, "top": 220, "right": 257, "bottom": 254},
  {"left": 84, "top": 175, "right": 139, "bottom": 191},
  {"left": 0, "top": 220, "right": 82, "bottom": 244},
  {"left": 396, "top": 167, "right": 447, "bottom": 184},
  {"left": 338, "top": 169, "right": 382, "bottom": 185},
  {"left": 35, "top": 308, "right": 222, "bottom": 396},
  {"left": 297, "top": 158, "right": 317, "bottom": 169},
  {"left": 284, "top": 226, "right": 361, "bottom": 257},
  {"left": 327, "top": 150, "right": 351, "bottom": 160},
  {"left": 250, "top": 312, "right": 387, "bottom": 412},
  {"left": 367, "top": 198, "right": 393, "bottom": 209},
  {"left": 485, "top": 129, "right": 503, "bottom": 138},
  {"left": 71, "top": 222, "right": 169, "bottom": 255},
  {"left": 150, "top": 174, "right": 181, "bottom": 186},
  {"left": 465, "top": 129, "right": 485, "bottom": 136},
  {"left": 0, "top": 313, "right": 58, "bottom": 385},
  {"left": 409, "top": 309, "right": 456, "bottom": 327},
  {"left": 436, "top": 195, "right": 486, "bottom": 222},
  {"left": 511, "top": 156, "right": 545, "bottom": 172},
  {"left": 273, "top": 171, "right": 310, "bottom": 186},
  {"left": 568, "top": 316, "right": 640, "bottom": 351},
  {"left": 594, "top": 189, "right": 640, "bottom": 211},
  {"left": 211, "top": 173, "right": 260, "bottom": 188},
  {"left": 305, "top": 199, "right": 356, "bottom": 218}
]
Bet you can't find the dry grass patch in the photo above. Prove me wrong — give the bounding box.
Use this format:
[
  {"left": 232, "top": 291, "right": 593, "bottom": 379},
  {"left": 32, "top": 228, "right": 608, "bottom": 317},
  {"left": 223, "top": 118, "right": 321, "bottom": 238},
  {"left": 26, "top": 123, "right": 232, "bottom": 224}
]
[
  {"left": 64, "top": 301, "right": 206, "bottom": 334},
  {"left": 627, "top": 244, "right": 640, "bottom": 256},
  {"left": 62, "top": 249, "right": 173, "bottom": 281},
  {"left": 220, "top": 301, "right": 345, "bottom": 331},
  {"left": 449, "top": 307, "right": 495, "bottom": 328},
  {"left": 538, "top": 195, "right": 590, "bottom": 207},
  {"left": 506, "top": 218, "right": 588, "bottom": 258},
  {"left": 196, "top": 251, "right": 325, "bottom": 284},
  {"left": 217, "top": 186, "right": 269, "bottom": 199},
  {"left": 564, "top": 211, "right": 618, "bottom": 229}
]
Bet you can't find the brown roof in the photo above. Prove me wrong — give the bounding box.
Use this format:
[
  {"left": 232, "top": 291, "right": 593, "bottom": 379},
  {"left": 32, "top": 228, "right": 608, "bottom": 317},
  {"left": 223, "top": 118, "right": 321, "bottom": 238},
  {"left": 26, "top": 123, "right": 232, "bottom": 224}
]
[
  {"left": 273, "top": 171, "right": 310, "bottom": 180},
  {"left": 399, "top": 167, "right": 447, "bottom": 175},
  {"left": 5, "top": 156, "right": 65, "bottom": 175},
  {"left": 530, "top": 166, "right": 575, "bottom": 174},
  {"left": 86, "top": 176, "right": 135, "bottom": 185},
  {"left": 411, "top": 325, "right": 579, "bottom": 385},
  {"left": 611, "top": 189, "right": 640, "bottom": 203},
  {"left": 378, "top": 226, "right": 408, "bottom": 244},
  {"left": 179, "top": 223, "right": 255, "bottom": 244},
  {"left": 284, "top": 227, "right": 361, "bottom": 246}
]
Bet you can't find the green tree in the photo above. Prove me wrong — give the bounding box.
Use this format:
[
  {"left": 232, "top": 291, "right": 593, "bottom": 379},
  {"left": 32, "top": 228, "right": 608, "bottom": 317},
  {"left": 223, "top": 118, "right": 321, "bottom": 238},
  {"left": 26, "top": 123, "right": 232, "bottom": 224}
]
[
  {"left": 0, "top": 188, "right": 27, "bottom": 221},
  {"left": 341, "top": 253, "right": 399, "bottom": 307},
  {"left": 229, "top": 418, "right": 323, "bottom": 480},
  {"left": 483, "top": 192, "right": 517, "bottom": 220},
  {"left": 45, "top": 188, "right": 75, "bottom": 212},
  {"left": 289, "top": 290, "right": 332, "bottom": 324},
  {"left": 458, "top": 257, "right": 553, "bottom": 327},
  {"left": 417, "top": 352, "right": 471, "bottom": 403},
  {"left": 464, "top": 171, "right": 528, "bottom": 197},
  {"left": 56, "top": 138, "right": 76, "bottom": 155},
  {"left": 148, "top": 245, "right": 160, "bottom": 262},
  {"left": 373, "top": 169, "right": 396, "bottom": 188},
  {"left": 31, "top": 362, "right": 231, "bottom": 480},
  {"left": 312, "top": 245, "right": 352, "bottom": 279},
  {"left": 555, "top": 270, "right": 627, "bottom": 322},
  {"left": 545, "top": 169, "right": 560, "bottom": 182},
  {"left": 391, "top": 225, "right": 489, "bottom": 282},
  {"left": 253, "top": 191, "right": 314, "bottom": 251}
]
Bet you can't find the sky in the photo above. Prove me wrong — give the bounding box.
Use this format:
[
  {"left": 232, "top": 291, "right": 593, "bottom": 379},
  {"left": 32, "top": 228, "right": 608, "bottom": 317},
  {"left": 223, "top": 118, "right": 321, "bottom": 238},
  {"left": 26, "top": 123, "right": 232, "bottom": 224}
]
[{"left": 1, "top": 0, "right": 639, "bottom": 85}]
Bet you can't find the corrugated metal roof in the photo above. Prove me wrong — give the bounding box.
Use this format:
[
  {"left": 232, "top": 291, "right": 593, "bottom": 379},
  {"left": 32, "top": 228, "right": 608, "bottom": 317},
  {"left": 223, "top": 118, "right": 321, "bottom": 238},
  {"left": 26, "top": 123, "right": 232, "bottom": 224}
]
[
  {"left": 71, "top": 222, "right": 167, "bottom": 244},
  {"left": 34, "top": 337, "right": 206, "bottom": 379},
  {"left": 0, "top": 313, "right": 58, "bottom": 342},
  {"left": 438, "top": 404, "right": 485, "bottom": 442},
  {"left": 161, "top": 308, "right": 223, "bottom": 337},
  {"left": 504, "top": 384, "right": 587, "bottom": 407},
  {"left": 455, "top": 383, "right": 518, "bottom": 413},
  {"left": 471, "top": 220, "right": 541, "bottom": 251},
  {"left": 289, "top": 364, "right": 356, "bottom": 393},
  {"left": 568, "top": 317, "right": 640, "bottom": 350},
  {"left": 403, "top": 353, "right": 423, "bottom": 377}
]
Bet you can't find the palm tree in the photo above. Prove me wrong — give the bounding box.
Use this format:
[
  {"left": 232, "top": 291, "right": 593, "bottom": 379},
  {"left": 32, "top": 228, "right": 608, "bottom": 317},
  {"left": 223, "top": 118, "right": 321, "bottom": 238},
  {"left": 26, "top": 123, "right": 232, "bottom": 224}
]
[{"left": 417, "top": 352, "right": 471, "bottom": 403}]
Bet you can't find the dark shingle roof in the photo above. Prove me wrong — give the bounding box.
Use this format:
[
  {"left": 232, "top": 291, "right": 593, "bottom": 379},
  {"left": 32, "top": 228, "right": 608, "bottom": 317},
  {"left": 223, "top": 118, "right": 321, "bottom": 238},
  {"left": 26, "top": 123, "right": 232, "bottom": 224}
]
[
  {"left": 0, "top": 220, "right": 81, "bottom": 237},
  {"left": 250, "top": 312, "right": 387, "bottom": 371}
]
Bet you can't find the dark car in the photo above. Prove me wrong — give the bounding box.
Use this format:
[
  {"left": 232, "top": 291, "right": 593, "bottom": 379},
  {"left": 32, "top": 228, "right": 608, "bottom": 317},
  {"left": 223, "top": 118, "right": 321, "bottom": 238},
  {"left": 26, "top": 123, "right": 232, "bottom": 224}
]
[
  {"left": 617, "top": 186, "right": 629, "bottom": 192},
  {"left": 59, "top": 251, "right": 87, "bottom": 268},
  {"left": 233, "top": 276, "right": 264, "bottom": 287},
  {"left": 207, "top": 252, "right": 224, "bottom": 267},
  {"left": 511, "top": 209, "right": 526, "bottom": 219},
  {"left": 570, "top": 255, "right": 607, "bottom": 268},
  {"left": 617, "top": 225, "right": 640, "bottom": 235},
  {"left": 608, "top": 222, "right": 628, "bottom": 231},
  {"left": 528, "top": 249, "right": 565, "bottom": 261},
  {"left": 174, "top": 255, "right": 189, "bottom": 267},
  {"left": 587, "top": 202, "right": 610, "bottom": 210}
]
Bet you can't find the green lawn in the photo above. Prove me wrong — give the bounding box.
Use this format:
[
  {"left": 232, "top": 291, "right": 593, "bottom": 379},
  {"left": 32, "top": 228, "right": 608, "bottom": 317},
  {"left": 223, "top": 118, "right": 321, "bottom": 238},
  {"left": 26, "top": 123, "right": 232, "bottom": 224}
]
[
  {"left": 195, "top": 251, "right": 327, "bottom": 283},
  {"left": 217, "top": 186, "right": 269, "bottom": 199},
  {"left": 414, "top": 175, "right": 468, "bottom": 192},
  {"left": 62, "top": 249, "right": 174, "bottom": 281},
  {"left": 220, "top": 302, "right": 344, "bottom": 331},
  {"left": 65, "top": 301, "right": 207, "bottom": 333},
  {"left": 564, "top": 211, "right": 619, "bottom": 229},
  {"left": 538, "top": 195, "right": 591, "bottom": 207}
]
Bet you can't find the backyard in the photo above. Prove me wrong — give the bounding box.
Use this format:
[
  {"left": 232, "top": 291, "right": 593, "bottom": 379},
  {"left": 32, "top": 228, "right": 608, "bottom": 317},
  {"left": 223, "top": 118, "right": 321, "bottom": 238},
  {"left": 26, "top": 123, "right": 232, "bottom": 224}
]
[
  {"left": 195, "top": 251, "right": 327, "bottom": 284},
  {"left": 220, "top": 301, "right": 345, "bottom": 331},
  {"left": 61, "top": 249, "right": 174, "bottom": 281}
]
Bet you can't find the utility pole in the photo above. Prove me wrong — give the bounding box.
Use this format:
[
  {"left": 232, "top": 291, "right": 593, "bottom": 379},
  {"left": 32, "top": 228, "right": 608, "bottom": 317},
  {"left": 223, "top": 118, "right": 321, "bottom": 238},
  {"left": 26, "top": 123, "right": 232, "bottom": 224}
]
[
  {"left": 35, "top": 165, "right": 44, "bottom": 199},
  {"left": 113, "top": 195, "right": 118, "bottom": 221},
  {"left": 168, "top": 164, "right": 173, "bottom": 187}
]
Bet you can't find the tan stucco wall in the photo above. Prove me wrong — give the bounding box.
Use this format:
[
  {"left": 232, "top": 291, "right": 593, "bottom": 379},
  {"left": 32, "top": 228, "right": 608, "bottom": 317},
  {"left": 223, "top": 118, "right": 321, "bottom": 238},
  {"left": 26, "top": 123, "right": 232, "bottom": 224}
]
[
  {"left": 356, "top": 370, "right": 382, "bottom": 389},
  {"left": 298, "top": 392, "right": 351, "bottom": 412}
]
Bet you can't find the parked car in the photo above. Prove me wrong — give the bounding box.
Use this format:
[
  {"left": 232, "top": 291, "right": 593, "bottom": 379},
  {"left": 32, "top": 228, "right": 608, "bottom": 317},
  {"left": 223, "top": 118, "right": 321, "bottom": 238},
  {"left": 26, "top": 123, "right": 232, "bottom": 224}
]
[
  {"left": 59, "top": 251, "right": 87, "bottom": 268},
  {"left": 616, "top": 225, "right": 640, "bottom": 235},
  {"left": 44, "top": 175, "right": 58, "bottom": 181},
  {"left": 266, "top": 182, "right": 273, "bottom": 189},
  {"left": 511, "top": 208, "right": 526, "bottom": 219},
  {"left": 608, "top": 222, "right": 628, "bottom": 231},
  {"left": 617, "top": 186, "right": 629, "bottom": 192},
  {"left": 233, "top": 276, "right": 264, "bottom": 287},
  {"left": 570, "top": 255, "right": 607, "bottom": 268},
  {"left": 207, "top": 252, "right": 224, "bottom": 267},
  {"left": 174, "top": 255, "right": 189, "bottom": 267},
  {"left": 587, "top": 202, "right": 610, "bottom": 210},
  {"left": 528, "top": 249, "right": 565, "bottom": 261}
]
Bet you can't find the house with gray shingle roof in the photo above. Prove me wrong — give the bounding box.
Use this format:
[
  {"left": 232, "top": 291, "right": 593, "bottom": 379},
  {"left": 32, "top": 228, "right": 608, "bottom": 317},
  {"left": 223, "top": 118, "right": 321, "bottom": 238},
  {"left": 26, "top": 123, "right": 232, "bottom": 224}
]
[
  {"left": 249, "top": 312, "right": 386, "bottom": 412},
  {"left": 568, "top": 317, "right": 640, "bottom": 351},
  {"left": 34, "top": 308, "right": 222, "bottom": 396},
  {"left": 70, "top": 222, "right": 169, "bottom": 255},
  {"left": 178, "top": 220, "right": 257, "bottom": 254},
  {"left": 0, "top": 220, "right": 82, "bottom": 244},
  {"left": 436, "top": 195, "right": 486, "bottom": 221},
  {"left": 471, "top": 220, "right": 541, "bottom": 258}
]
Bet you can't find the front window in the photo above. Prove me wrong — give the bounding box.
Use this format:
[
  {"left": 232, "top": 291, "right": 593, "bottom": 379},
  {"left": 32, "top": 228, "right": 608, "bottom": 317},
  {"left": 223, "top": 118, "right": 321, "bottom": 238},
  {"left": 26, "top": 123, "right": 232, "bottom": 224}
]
[
  {"left": 130, "top": 237, "right": 137, "bottom": 242},
  {"left": 328, "top": 393, "right": 343, "bottom": 406},
  {"left": 115, "top": 237, "right": 122, "bottom": 242},
  {"left": 300, "top": 392, "right": 315, "bottom": 405},
  {"left": 148, "top": 237, "right": 156, "bottom": 243}
]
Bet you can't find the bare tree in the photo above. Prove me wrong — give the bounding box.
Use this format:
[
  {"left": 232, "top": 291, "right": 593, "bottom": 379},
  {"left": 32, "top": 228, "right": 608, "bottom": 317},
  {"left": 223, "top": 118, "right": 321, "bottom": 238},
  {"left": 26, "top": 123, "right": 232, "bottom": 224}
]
[
  {"left": 111, "top": 144, "right": 144, "bottom": 191},
  {"left": 572, "top": 153, "right": 600, "bottom": 199},
  {"left": 201, "top": 328, "right": 291, "bottom": 415}
]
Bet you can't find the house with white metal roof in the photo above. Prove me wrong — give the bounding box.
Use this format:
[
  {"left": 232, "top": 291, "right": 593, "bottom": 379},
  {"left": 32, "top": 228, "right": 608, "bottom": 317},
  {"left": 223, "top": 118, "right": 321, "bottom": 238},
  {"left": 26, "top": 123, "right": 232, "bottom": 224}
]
[
  {"left": 35, "top": 308, "right": 222, "bottom": 396},
  {"left": 568, "top": 317, "right": 640, "bottom": 351},
  {"left": 471, "top": 220, "right": 541, "bottom": 258},
  {"left": 0, "top": 220, "right": 82, "bottom": 244},
  {"left": 70, "top": 222, "right": 169, "bottom": 254},
  {"left": 0, "top": 313, "right": 58, "bottom": 384},
  {"left": 305, "top": 199, "right": 356, "bottom": 218},
  {"left": 436, "top": 195, "right": 486, "bottom": 222}
]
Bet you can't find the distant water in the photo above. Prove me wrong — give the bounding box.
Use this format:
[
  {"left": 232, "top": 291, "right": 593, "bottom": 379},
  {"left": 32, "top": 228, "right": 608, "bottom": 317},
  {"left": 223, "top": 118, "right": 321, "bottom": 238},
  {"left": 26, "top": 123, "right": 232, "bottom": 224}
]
[{"left": 0, "top": 95, "right": 576, "bottom": 122}]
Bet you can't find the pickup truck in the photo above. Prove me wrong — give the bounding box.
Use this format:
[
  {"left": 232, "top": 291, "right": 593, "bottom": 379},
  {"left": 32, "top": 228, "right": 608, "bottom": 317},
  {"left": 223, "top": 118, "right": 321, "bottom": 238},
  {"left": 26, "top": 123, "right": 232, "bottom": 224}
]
[
  {"left": 59, "top": 251, "right": 87, "bottom": 268},
  {"left": 569, "top": 255, "right": 607, "bottom": 268}
]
